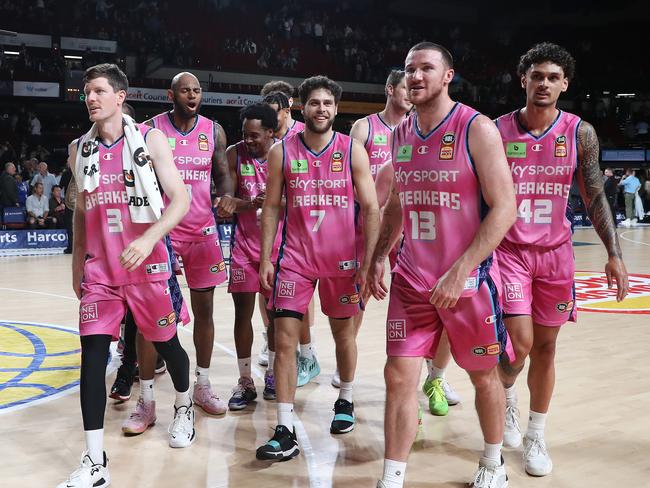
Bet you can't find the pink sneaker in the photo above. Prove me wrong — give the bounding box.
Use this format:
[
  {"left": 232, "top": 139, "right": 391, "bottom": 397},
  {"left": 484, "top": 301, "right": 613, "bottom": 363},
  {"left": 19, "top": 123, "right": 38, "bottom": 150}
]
[
  {"left": 122, "top": 397, "right": 156, "bottom": 435},
  {"left": 192, "top": 382, "right": 227, "bottom": 415}
]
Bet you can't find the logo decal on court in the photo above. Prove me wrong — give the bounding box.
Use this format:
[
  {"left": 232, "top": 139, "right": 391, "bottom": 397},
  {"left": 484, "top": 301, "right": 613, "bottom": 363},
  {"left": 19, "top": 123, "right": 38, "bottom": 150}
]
[
  {"left": 575, "top": 272, "right": 650, "bottom": 314},
  {"left": 0, "top": 321, "right": 80, "bottom": 413}
]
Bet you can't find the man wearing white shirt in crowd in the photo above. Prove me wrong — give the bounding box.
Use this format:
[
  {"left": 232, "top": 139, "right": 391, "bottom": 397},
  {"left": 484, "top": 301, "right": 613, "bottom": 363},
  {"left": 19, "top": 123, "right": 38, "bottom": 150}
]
[{"left": 26, "top": 181, "right": 55, "bottom": 228}]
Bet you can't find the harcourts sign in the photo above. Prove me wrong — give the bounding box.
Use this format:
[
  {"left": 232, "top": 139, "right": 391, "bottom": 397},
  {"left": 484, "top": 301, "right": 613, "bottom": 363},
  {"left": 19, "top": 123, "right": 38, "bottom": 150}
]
[{"left": 0, "top": 230, "right": 69, "bottom": 255}]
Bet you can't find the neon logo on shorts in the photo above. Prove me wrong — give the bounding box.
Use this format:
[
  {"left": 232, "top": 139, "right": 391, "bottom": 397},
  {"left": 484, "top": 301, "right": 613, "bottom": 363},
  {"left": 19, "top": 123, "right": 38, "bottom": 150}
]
[
  {"left": 231, "top": 268, "right": 245, "bottom": 283},
  {"left": 504, "top": 282, "right": 524, "bottom": 302},
  {"left": 575, "top": 272, "right": 650, "bottom": 314},
  {"left": 387, "top": 320, "right": 406, "bottom": 341},
  {"left": 278, "top": 280, "right": 296, "bottom": 298},
  {"left": 80, "top": 303, "right": 98, "bottom": 324},
  {"left": 0, "top": 321, "right": 80, "bottom": 413}
]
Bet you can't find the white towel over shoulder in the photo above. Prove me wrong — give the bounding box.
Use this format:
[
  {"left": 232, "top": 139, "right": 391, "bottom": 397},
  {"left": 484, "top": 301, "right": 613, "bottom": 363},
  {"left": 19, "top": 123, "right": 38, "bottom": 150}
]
[{"left": 75, "top": 114, "right": 164, "bottom": 223}]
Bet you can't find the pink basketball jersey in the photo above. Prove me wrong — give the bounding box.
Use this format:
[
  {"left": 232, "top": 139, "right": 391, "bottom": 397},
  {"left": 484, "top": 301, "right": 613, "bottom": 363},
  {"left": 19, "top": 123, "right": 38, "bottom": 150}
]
[
  {"left": 496, "top": 110, "right": 581, "bottom": 247},
  {"left": 231, "top": 141, "right": 282, "bottom": 263},
  {"left": 392, "top": 102, "right": 490, "bottom": 293},
  {"left": 81, "top": 124, "right": 171, "bottom": 286},
  {"left": 364, "top": 113, "right": 395, "bottom": 180},
  {"left": 286, "top": 119, "right": 305, "bottom": 138},
  {"left": 279, "top": 132, "right": 357, "bottom": 278},
  {"left": 152, "top": 112, "right": 217, "bottom": 242}
]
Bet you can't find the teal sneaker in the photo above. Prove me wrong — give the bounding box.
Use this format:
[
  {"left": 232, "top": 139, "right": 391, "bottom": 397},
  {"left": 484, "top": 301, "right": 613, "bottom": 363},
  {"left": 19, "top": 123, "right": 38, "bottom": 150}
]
[{"left": 296, "top": 355, "right": 320, "bottom": 387}]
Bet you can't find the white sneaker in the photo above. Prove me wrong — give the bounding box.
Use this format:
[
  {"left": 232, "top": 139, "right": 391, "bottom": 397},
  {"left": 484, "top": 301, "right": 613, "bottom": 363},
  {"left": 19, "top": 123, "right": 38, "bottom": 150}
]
[
  {"left": 440, "top": 378, "right": 460, "bottom": 405},
  {"left": 469, "top": 456, "right": 509, "bottom": 488},
  {"left": 523, "top": 433, "right": 553, "bottom": 476},
  {"left": 168, "top": 402, "right": 195, "bottom": 448},
  {"left": 376, "top": 481, "right": 387, "bottom": 488},
  {"left": 331, "top": 369, "right": 340, "bottom": 388},
  {"left": 631, "top": 218, "right": 639, "bottom": 227},
  {"left": 258, "top": 331, "right": 269, "bottom": 367},
  {"left": 503, "top": 404, "right": 522, "bottom": 448},
  {"left": 56, "top": 451, "right": 110, "bottom": 488},
  {"left": 621, "top": 219, "right": 631, "bottom": 228}
]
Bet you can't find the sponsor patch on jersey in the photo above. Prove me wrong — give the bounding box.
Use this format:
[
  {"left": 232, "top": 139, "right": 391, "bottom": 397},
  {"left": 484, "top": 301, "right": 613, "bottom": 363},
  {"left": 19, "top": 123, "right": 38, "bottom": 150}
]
[
  {"left": 210, "top": 261, "right": 226, "bottom": 273},
  {"left": 331, "top": 151, "right": 344, "bottom": 172},
  {"left": 167, "top": 137, "right": 176, "bottom": 150},
  {"left": 472, "top": 342, "right": 500, "bottom": 356},
  {"left": 157, "top": 311, "right": 176, "bottom": 328},
  {"left": 554, "top": 135, "right": 567, "bottom": 158},
  {"left": 202, "top": 225, "right": 217, "bottom": 236},
  {"left": 556, "top": 300, "right": 574, "bottom": 313},
  {"left": 240, "top": 163, "right": 255, "bottom": 176},
  {"left": 80, "top": 303, "right": 98, "bottom": 324},
  {"left": 504, "top": 282, "right": 524, "bottom": 302},
  {"left": 231, "top": 268, "right": 245, "bottom": 283},
  {"left": 396, "top": 145, "right": 413, "bottom": 163},
  {"left": 338, "top": 259, "right": 356, "bottom": 271},
  {"left": 506, "top": 142, "right": 526, "bottom": 158},
  {"left": 278, "top": 280, "right": 296, "bottom": 298},
  {"left": 123, "top": 170, "right": 135, "bottom": 187},
  {"left": 439, "top": 132, "right": 455, "bottom": 160},
  {"left": 463, "top": 276, "right": 477, "bottom": 290},
  {"left": 387, "top": 319, "right": 406, "bottom": 341},
  {"left": 146, "top": 262, "right": 169, "bottom": 275},
  {"left": 291, "top": 159, "right": 308, "bottom": 174},
  {"left": 373, "top": 134, "right": 388, "bottom": 146},
  {"left": 198, "top": 133, "right": 209, "bottom": 151},
  {"left": 575, "top": 271, "right": 650, "bottom": 314},
  {"left": 339, "top": 293, "right": 360, "bottom": 305}
]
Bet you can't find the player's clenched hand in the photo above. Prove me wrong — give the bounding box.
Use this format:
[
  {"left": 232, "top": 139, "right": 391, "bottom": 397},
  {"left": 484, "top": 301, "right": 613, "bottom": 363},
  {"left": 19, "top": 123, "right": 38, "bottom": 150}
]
[
  {"left": 259, "top": 259, "right": 275, "bottom": 291},
  {"left": 429, "top": 265, "right": 467, "bottom": 309},
  {"left": 120, "top": 235, "right": 156, "bottom": 272},
  {"left": 606, "top": 256, "right": 629, "bottom": 302},
  {"left": 252, "top": 192, "right": 266, "bottom": 209},
  {"left": 217, "top": 195, "right": 236, "bottom": 218},
  {"left": 367, "top": 257, "right": 388, "bottom": 301}
]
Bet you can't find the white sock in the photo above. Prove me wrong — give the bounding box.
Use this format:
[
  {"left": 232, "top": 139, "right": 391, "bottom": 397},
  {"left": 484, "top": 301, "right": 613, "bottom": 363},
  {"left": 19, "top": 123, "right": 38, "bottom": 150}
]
[
  {"left": 483, "top": 441, "right": 502, "bottom": 463},
  {"left": 382, "top": 459, "right": 407, "bottom": 488},
  {"left": 426, "top": 360, "right": 445, "bottom": 380},
  {"left": 526, "top": 410, "right": 547, "bottom": 438},
  {"left": 277, "top": 402, "right": 294, "bottom": 430},
  {"left": 268, "top": 350, "right": 275, "bottom": 372},
  {"left": 175, "top": 388, "right": 191, "bottom": 409},
  {"left": 84, "top": 429, "right": 104, "bottom": 464},
  {"left": 338, "top": 380, "right": 353, "bottom": 403},
  {"left": 195, "top": 366, "right": 210, "bottom": 386},
  {"left": 140, "top": 378, "right": 154, "bottom": 403},
  {"left": 505, "top": 385, "right": 517, "bottom": 406},
  {"left": 299, "top": 342, "right": 313, "bottom": 360},
  {"left": 238, "top": 357, "right": 252, "bottom": 379}
]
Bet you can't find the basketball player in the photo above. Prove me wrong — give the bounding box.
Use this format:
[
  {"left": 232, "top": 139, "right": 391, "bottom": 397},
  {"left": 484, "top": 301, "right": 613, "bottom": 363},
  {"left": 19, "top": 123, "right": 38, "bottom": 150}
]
[
  {"left": 256, "top": 76, "right": 379, "bottom": 460},
  {"left": 367, "top": 43, "right": 517, "bottom": 488},
  {"left": 120, "top": 72, "right": 234, "bottom": 431},
  {"left": 223, "top": 102, "right": 280, "bottom": 409},
  {"left": 495, "top": 43, "right": 629, "bottom": 476},
  {"left": 263, "top": 89, "right": 320, "bottom": 388},
  {"left": 58, "top": 64, "right": 194, "bottom": 488}
]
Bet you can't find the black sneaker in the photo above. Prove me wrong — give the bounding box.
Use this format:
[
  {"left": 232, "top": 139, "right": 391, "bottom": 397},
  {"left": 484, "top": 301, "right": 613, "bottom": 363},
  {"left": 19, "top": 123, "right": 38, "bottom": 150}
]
[
  {"left": 330, "top": 399, "right": 355, "bottom": 434},
  {"left": 256, "top": 425, "right": 300, "bottom": 461},
  {"left": 109, "top": 364, "right": 135, "bottom": 401}
]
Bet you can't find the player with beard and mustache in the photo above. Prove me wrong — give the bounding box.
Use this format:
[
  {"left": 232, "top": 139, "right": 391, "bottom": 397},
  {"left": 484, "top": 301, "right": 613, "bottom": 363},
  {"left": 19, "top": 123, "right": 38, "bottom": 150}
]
[
  {"left": 256, "top": 76, "right": 379, "bottom": 461},
  {"left": 119, "top": 72, "right": 234, "bottom": 434}
]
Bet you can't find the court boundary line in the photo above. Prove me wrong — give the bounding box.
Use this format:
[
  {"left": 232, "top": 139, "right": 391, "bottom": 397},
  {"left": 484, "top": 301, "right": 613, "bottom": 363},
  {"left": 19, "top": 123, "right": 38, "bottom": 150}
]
[{"left": 620, "top": 230, "right": 650, "bottom": 247}]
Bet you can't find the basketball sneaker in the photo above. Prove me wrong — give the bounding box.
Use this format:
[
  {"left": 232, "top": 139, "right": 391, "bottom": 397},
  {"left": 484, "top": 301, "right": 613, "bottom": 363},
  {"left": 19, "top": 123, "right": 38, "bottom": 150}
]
[
  {"left": 422, "top": 377, "right": 448, "bottom": 416},
  {"left": 109, "top": 364, "right": 134, "bottom": 402},
  {"left": 56, "top": 451, "right": 110, "bottom": 488},
  {"left": 523, "top": 433, "right": 553, "bottom": 476},
  {"left": 263, "top": 369, "right": 276, "bottom": 400},
  {"left": 192, "top": 382, "right": 227, "bottom": 415},
  {"left": 228, "top": 377, "right": 257, "bottom": 410},
  {"left": 469, "top": 456, "right": 509, "bottom": 488},
  {"left": 258, "top": 330, "right": 269, "bottom": 367},
  {"left": 330, "top": 399, "right": 355, "bottom": 434},
  {"left": 168, "top": 402, "right": 195, "bottom": 448},
  {"left": 440, "top": 378, "right": 461, "bottom": 405},
  {"left": 331, "top": 369, "right": 340, "bottom": 388},
  {"left": 376, "top": 481, "right": 387, "bottom": 488},
  {"left": 255, "top": 425, "right": 300, "bottom": 461},
  {"left": 503, "top": 404, "right": 522, "bottom": 448},
  {"left": 121, "top": 397, "right": 156, "bottom": 435},
  {"left": 296, "top": 356, "right": 320, "bottom": 387}
]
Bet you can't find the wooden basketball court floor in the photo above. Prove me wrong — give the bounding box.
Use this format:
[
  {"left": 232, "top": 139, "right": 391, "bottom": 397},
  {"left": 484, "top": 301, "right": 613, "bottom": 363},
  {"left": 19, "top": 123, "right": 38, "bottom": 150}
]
[{"left": 1, "top": 227, "right": 649, "bottom": 487}]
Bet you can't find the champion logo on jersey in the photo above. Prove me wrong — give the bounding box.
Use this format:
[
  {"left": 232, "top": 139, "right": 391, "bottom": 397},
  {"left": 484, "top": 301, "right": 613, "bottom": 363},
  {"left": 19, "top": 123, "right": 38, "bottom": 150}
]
[
  {"left": 179, "top": 139, "right": 189, "bottom": 146},
  {"left": 532, "top": 143, "right": 543, "bottom": 152},
  {"left": 439, "top": 132, "right": 455, "bottom": 160},
  {"left": 331, "top": 151, "right": 344, "bottom": 172},
  {"left": 555, "top": 135, "right": 567, "bottom": 158},
  {"left": 102, "top": 153, "right": 113, "bottom": 161},
  {"left": 313, "top": 160, "right": 321, "bottom": 167},
  {"left": 198, "top": 133, "right": 209, "bottom": 151},
  {"left": 417, "top": 145, "right": 429, "bottom": 155}
]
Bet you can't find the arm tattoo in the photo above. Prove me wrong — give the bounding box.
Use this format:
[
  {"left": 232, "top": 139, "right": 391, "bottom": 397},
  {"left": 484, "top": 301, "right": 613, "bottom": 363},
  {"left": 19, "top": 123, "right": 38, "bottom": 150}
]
[
  {"left": 577, "top": 121, "right": 622, "bottom": 258},
  {"left": 212, "top": 123, "right": 233, "bottom": 196}
]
